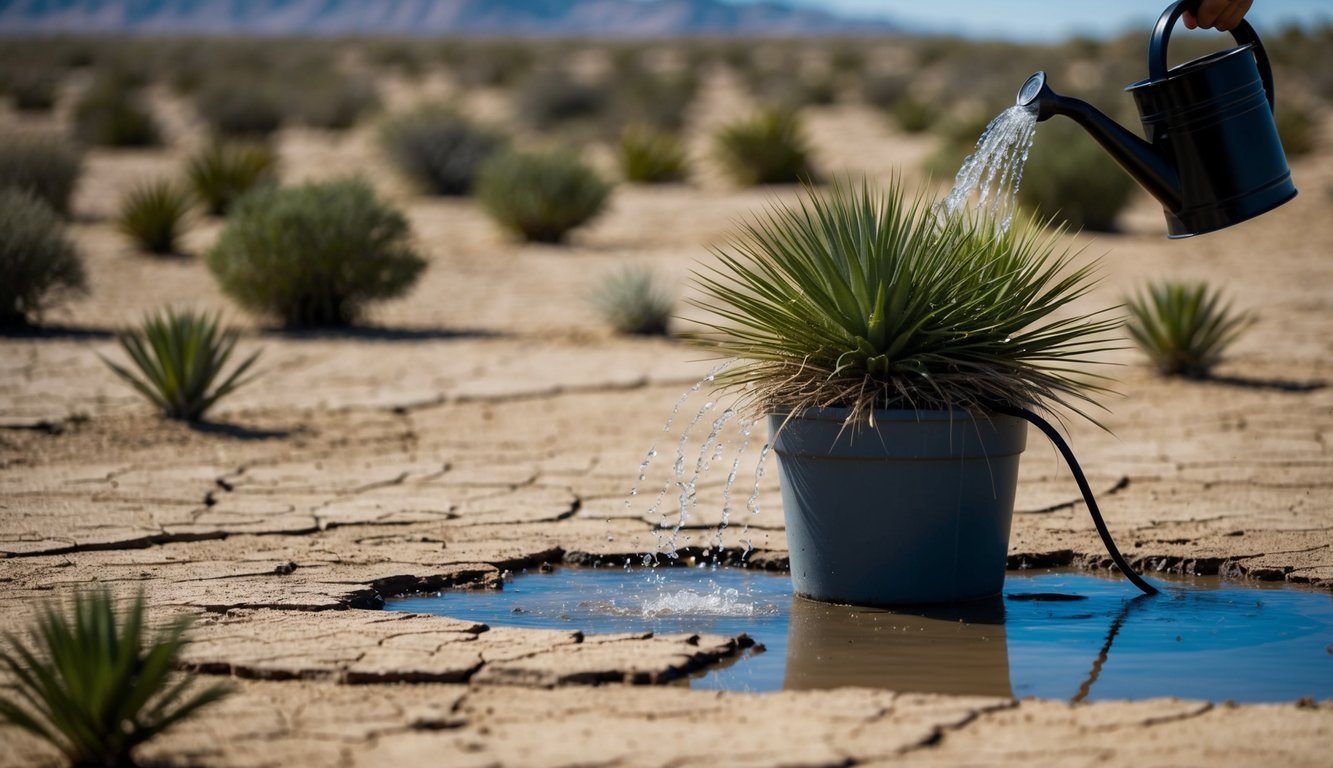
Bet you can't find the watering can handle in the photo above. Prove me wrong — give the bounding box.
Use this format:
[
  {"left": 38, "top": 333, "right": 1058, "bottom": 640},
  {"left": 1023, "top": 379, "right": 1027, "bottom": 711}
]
[{"left": 1149, "top": 0, "right": 1276, "bottom": 112}]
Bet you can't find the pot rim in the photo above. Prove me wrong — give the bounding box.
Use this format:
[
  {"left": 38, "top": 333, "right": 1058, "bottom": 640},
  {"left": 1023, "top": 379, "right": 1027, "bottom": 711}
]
[{"left": 770, "top": 406, "right": 1018, "bottom": 425}]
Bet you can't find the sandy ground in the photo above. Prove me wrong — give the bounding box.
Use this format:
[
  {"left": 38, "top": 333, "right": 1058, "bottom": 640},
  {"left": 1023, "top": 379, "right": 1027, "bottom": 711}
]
[{"left": 2, "top": 64, "right": 1332, "bottom": 766}]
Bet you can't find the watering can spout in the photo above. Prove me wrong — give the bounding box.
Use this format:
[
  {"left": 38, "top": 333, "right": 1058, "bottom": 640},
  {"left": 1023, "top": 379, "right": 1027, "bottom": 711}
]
[
  {"left": 1013, "top": 0, "right": 1298, "bottom": 238},
  {"left": 1017, "top": 71, "right": 1182, "bottom": 213}
]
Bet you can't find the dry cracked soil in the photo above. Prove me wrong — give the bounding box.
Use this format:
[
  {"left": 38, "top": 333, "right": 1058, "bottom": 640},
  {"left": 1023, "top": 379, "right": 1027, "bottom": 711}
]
[{"left": 2, "top": 63, "right": 1332, "bottom": 767}]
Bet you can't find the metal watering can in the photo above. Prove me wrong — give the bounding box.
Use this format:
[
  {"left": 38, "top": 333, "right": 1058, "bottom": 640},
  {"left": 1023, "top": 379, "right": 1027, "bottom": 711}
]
[{"left": 1017, "top": 0, "right": 1297, "bottom": 238}]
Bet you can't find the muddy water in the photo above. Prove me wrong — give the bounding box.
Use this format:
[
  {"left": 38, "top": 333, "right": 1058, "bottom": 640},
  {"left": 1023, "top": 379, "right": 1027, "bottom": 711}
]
[{"left": 389, "top": 567, "right": 1333, "bottom": 702}]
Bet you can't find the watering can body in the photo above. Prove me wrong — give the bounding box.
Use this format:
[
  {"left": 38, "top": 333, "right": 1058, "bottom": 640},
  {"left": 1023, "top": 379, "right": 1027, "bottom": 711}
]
[{"left": 1020, "top": 0, "right": 1296, "bottom": 238}]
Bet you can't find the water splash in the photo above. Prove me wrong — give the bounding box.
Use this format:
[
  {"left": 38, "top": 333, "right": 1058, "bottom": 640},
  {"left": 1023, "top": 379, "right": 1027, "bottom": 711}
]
[
  {"left": 636, "top": 583, "right": 777, "bottom": 618},
  {"left": 940, "top": 104, "right": 1039, "bottom": 233}
]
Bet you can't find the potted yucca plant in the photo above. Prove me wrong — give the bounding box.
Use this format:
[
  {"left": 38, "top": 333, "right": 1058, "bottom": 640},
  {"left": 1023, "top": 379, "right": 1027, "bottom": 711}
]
[{"left": 689, "top": 179, "right": 1118, "bottom": 605}]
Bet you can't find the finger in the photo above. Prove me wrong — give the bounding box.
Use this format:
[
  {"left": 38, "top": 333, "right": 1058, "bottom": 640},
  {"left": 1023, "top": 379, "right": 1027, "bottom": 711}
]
[
  {"left": 1195, "top": 0, "right": 1226, "bottom": 28},
  {"left": 1216, "top": 1, "right": 1253, "bottom": 32},
  {"left": 1183, "top": 11, "right": 1198, "bottom": 29}
]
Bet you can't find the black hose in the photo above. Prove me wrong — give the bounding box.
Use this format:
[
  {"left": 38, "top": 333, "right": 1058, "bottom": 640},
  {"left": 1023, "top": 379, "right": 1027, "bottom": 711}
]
[{"left": 991, "top": 404, "right": 1159, "bottom": 597}]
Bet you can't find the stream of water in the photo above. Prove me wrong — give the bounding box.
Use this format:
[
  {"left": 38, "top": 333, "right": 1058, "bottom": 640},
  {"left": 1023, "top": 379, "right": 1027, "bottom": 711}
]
[{"left": 940, "top": 104, "right": 1039, "bottom": 232}]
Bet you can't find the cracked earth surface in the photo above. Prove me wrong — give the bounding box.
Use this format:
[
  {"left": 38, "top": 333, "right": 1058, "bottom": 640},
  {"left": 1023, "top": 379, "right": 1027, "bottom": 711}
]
[{"left": 3, "top": 72, "right": 1333, "bottom": 766}]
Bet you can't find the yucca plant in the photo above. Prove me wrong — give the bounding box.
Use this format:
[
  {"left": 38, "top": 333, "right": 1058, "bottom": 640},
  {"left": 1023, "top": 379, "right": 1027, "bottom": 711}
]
[
  {"left": 0, "top": 589, "right": 232, "bottom": 768},
  {"left": 186, "top": 142, "right": 276, "bottom": 217},
  {"left": 713, "top": 107, "right": 817, "bottom": 186},
  {"left": 592, "top": 265, "right": 675, "bottom": 335},
  {"left": 688, "top": 178, "right": 1128, "bottom": 608},
  {"left": 101, "top": 308, "right": 261, "bottom": 421},
  {"left": 378, "top": 105, "right": 508, "bottom": 196},
  {"left": 1124, "top": 280, "right": 1255, "bottom": 378},
  {"left": 618, "top": 124, "right": 689, "bottom": 184},
  {"left": 116, "top": 180, "right": 193, "bottom": 255},
  {"left": 475, "top": 150, "right": 611, "bottom": 244},
  {"left": 688, "top": 178, "right": 1119, "bottom": 425}
]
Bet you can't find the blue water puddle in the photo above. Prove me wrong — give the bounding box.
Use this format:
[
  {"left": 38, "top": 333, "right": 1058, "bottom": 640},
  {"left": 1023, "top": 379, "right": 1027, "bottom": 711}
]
[{"left": 388, "top": 567, "right": 1333, "bottom": 702}]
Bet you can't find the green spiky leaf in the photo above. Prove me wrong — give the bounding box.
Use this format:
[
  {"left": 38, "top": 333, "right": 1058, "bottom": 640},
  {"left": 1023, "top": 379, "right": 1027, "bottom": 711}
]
[
  {"left": 1124, "top": 280, "right": 1255, "bottom": 378},
  {"left": 101, "top": 307, "right": 261, "bottom": 421},
  {"left": 686, "top": 178, "right": 1121, "bottom": 426},
  {"left": 0, "top": 589, "right": 233, "bottom": 767}
]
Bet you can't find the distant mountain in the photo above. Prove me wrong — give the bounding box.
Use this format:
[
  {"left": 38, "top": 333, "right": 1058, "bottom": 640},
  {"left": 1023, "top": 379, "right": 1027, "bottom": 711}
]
[{"left": 0, "top": 0, "right": 901, "bottom": 37}]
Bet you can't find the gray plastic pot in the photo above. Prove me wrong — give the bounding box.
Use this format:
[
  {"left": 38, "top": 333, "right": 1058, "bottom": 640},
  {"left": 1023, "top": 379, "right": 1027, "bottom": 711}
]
[{"left": 770, "top": 407, "right": 1027, "bottom": 606}]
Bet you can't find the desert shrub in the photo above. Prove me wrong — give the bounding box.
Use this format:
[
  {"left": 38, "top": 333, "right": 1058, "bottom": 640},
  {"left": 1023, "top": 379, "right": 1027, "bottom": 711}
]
[
  {"left": 186, "top": 142, "right": 276, "bottom": 216},
  {"left": 739, "top": 47, "right": 835, "bottom": 110},
  {"left": 1018, "top": 121, "right": 1136, "bottom": 231},
  {"left": 117, "top": 180, "right": 193, "bottom": 255},
  {"left": 103, "top": 308, "right": 261, "bottom": 420},
  {"left": 291, "top": 74, "right": 379, "bottom": 129},
  {"left": 891, "top": 95, "right": 939, "bottom": 134},
  {"left": 207, "top": 177, "right": 426, "bottom": 326},
  {"left": 0, "top": 589, "right": 232, "bottom": 766},
  {"left": 0, "top": 133, "right": 82, "bottom": 215},
  {"left": 860, "top": 72, "right": 908, "bottom": 111},
  {"left": 713, "top": 107, "right": 817, "bottom": 186},
  {"left": 72, "top": 76, "right": 160, "bottom": 147},
  {"left": 516, "top": 67, "right": 614, "bottom": 132},
  {"left": 379, "top": 106, "right": 508, "bottom": 196},
  {"left": 1125, "top": 280, "right": 1255, "bottom": 378},
  {"left": 618, "top": 124, "right": 689, "bottom": 183},
  {"left": 0, "top": 189, "right": 87, "bottom": 327},
  {"left": 1276, "top": 103, "right": 1319, "bottom": 158},
  {"left": 4, "top": 69, "right": 59, "bottom": 111},
  {"left": 475, "top": 151, "right": 612, "bottom": 244},
  {"left": 194, "top": 78, "right": 283, "bottom": 137},
  {"left": 363, "top": 40, "right": 430, "bottom": 77},
  {"left": 613, "top": 69, "right": 699, "bottom": 132},
  {"left": 451, "top": 41, "right": 536, "bottom": 88},
  {"left": 749, "top": 68, "right": 837, "bottom": 110},
  {"left": 829, "top": 44, "right": 866, "bottom": 76},
  {"left": 592, "top": 265, "right": 674, "bottom": 335}
]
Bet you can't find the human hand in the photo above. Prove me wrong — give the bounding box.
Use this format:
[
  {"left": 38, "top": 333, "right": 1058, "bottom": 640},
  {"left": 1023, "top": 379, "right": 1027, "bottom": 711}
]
[{"left": 1183, "top": 0, "right": 1254, "bottom": 32}]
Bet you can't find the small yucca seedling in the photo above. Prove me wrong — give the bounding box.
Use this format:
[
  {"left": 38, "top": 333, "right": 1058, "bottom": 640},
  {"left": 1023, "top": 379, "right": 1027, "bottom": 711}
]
[
  {"left": 116, "top": 180, "right": 193, "bottom": 255},
  {"left": 713, "top": 107, "right": 817, "bottom": 186},
  {"left": 1125, "top": 280, "right": 1255, "bottom": 378},
  {"left": 102, "top": 308, "right": 261, "bottom": 421},
  {"left": 0, "top": 589, "right": 232, "bottom": 768},
  {"left": 592, "top": 265, "right": 675, "bottom": 335},
  {"left": 618, "top": 124, "right": 689, "bottom": 184},
  {"left": 186, "top": 142, "right": 276, "bottom": 216}
]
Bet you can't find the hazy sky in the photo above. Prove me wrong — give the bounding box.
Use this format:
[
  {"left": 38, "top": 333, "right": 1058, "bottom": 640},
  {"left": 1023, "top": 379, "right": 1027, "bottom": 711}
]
[{"left": 727, "top": 0, "right": 1331, "bottom": 40}]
